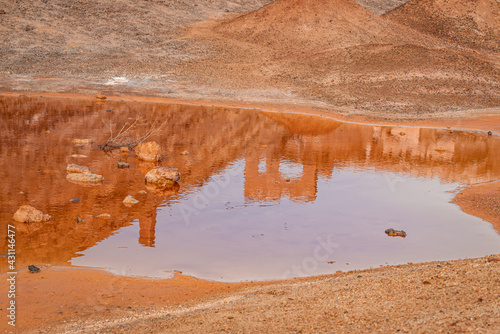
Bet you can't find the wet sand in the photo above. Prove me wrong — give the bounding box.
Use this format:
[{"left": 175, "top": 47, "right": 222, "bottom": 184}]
[{"left": 4, "top": 255, "right": 499, "bottom": 333}]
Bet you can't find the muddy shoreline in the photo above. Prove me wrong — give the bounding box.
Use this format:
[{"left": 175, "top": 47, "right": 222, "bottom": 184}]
[
  {"left": 3, "top": 256, "right": 499, "bottom": 333},
  {"left": 2, "top": 91, "right": 500, "bottom": 134}
]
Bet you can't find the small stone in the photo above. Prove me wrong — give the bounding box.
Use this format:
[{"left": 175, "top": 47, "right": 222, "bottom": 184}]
[
  {"left": 0, "top": 9, "right": 6, "bottom": 14},
  {"left": 76, "top": 216, "right": 85, "bottom": 223},
  {"left": 96, "top": 213, "right": 112, "bottom": 219},
  {"left": 487, "top": 131, "right": 492, "bottom": 136},
  {"left": 28, "top": 265, "right": 40, "bottom": 273},
  {"left": 423, "top": 280, "right": 431, "bottom": 285},
  {"left": 72, "top": 139, "right": 94, "bottom": 145},
  {"left": 487, "top": 256, "right": 500, "bottom": 262},
  {"left": 400, "top": 132, "right": 406, "bottom": 136},
  {"left": 135, "top": 141, "right": 162, "bottom": 162},
  {"left": 138, "top": 190, "right": 147, "bottom": 195},
  {"left": 95, "top": 93, "right": 106, "bottom": 100},
  {"left": 67, "top": 164, "right": 91, "bottom": 174},
  {"left": 13, "top": 205, "right": 51, "bottom": 223},
  {"left": 120, "top": 147, "right": 129, "bottom": 153},
  {"left": 70, "top": 154, "right": 88, "bottom": 158},
  {"left": 117, "top": 162, "right": 130, "bottom": 168},
  {"left": 67, "top": 173, "right": 104, "bottom": 183},
  {"left": 145, "top": 166, "right": 180, "bottom": 187},
  {"left": 180, "top": 150, "right": 190, "bottom": 155},
  {"left": 385, "top": 228, "right": 407, "bottom": 238},
  {"left": 123, "top": 195, "right": 139, "bottom": 206},
  {"left": 70, "top": 197, "right": 81, "bottom": 204}
]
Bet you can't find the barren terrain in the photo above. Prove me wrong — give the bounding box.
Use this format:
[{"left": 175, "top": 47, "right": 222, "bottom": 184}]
[
  {"left": 1, "top": 0, "right": 499, "bottom": 119},
  {"left": 1, "top": 0, "right": 500, "bottom": 333}
]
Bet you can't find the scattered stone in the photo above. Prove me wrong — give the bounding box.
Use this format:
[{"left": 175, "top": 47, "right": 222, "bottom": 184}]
[
  {"left": 72, "top": 139, "right": 94, "bottom": 145},
  {"left": 487, "top": 131, "right": 492, "bottom": 136},
  {"left": 117, "top": 162, "right": 130, "bottom": 168},
  {"left": 76, "top": 216, "right": 85, "bottom": 223},
  {"left": 70, "top": 154, "right": 88, "bottom": 158},
  {"left": 66, "top": 173, "right": 104, "bottom": 183},
  {"left": 385, "top": 228, "right": 407, "bottom": 238},
  {"left": 123, "top": 195, "right": 139, "bottom": 206},
  {"left": 0, "top": 9, "right": 6, "bottom": 14},
  {"left": 106, "top": 109, "right": 114, "bottom": 113},
  {"left": 95, "top": 93, "right": 107, "bottom": 100},
  {"left": 145, "top": 166, "right": 180, "bottom": 187},
  {"left": 67, "top": 164, "right": 91, "bottom": 174},
  {"left": 180, "top": 150, "right": 190, "bottom": 155},
  {"left": 400, "top": 132, "right": 406, "bottom": 136},
  {"left": 135, "top": 141, "right": 162, "bottom": 162},
  {"left": 28, "top": 265, "right": 40, "bottom": 273},
  {"left": 423, "top": 280, "right": 431, "bottom": 285},
  {"left": 70, "top": 197, "right": 81, "bottom": 204},
  {"left": 96, "top": 213, "right": 112, "bottom": 219},
  {"left": 13, "top": 205, "right": 51, "bottom": 223},
  {"left": 138, "top": 190, "right": 147, "bottom": 195},
  {"left": 487, "top": 256, "right": 500, "bottom": 262}
]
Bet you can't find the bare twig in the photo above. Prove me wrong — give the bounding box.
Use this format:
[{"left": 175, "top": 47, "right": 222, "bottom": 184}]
[{"left": 98, "top": 116, "right": 161, "bottom": 152}]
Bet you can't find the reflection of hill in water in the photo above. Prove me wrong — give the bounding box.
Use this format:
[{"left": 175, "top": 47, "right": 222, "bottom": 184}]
[
  {"left": 0, "top": 96, "right": 499, "bottom": 271},
  {"left": 258, "top": 111, "right": 500, "bottom": 186}
]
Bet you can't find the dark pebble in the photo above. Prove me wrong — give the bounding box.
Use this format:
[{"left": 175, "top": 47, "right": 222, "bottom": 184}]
[
  {"left": 28, "top": 265, "right": 41, "bottom": 273},
  {"left": 70, "top": 197, "right": 81, "bottom": 203}
]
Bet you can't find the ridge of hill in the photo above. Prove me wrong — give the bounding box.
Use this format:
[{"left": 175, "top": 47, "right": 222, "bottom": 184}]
[{"left": 385, "top": 0, "right": 500, "bottom": 52}]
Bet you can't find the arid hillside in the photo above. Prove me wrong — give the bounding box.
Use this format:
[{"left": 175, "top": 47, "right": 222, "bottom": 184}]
[
  {"left": 386, "top": 0, "right": 500, "bottom": 52},
  {"left": 215, "top": 0, "right": 437, "bottom": 51},
  {"left": 0, "top": 0, "right": 499, "bottom": 118}
]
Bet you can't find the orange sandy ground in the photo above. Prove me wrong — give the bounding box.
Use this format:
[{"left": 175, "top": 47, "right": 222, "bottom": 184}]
[{"left": 0, "top": 267, "right": 271, "bottom": 332}]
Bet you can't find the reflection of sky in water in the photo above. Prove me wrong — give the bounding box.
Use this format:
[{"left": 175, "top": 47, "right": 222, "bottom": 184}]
[
  {"left": 72, "top": 159, "right": 500, "bottom": 282},
  {"left": 279, "top": 159, "right": 304, "bottom": 180}
]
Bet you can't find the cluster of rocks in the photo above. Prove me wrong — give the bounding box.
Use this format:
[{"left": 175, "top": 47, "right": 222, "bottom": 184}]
[
  {"left": 66, "top": 163, "right": 104, "bottom": 183},
  {"left": 13, "top": 141, "right": 181, "bottom": 223}
]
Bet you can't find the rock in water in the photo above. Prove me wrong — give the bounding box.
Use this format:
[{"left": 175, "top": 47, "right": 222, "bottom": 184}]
[
  {"left": 145, "top": 167, "right": 180, "bottom": 187},
  {"left": 66, "top": 173, "right": 104, "bottom": 183},
  {"left": 123, "top": 195, "right": 139, "bottom": 206},
  {"left": 67, "top": 164, "right": 91, "bottom": 174},
  {"left": 70, "top": 197, "right": 81, "bottom": 203},
  {"left": 385, "top": 228, "right": 407, "bottom": 237},
  {"left": 28, "top": 265, "right": 41, "bottom": 273},
  {"left": 13, "top": 205, "right": 51, "bottom": 223},
  {"left": 72, "top": 139, "right": 94, "bottom": 145},
  {"left": 135, "top": 141, "right": 162, "bottom": 162}
]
